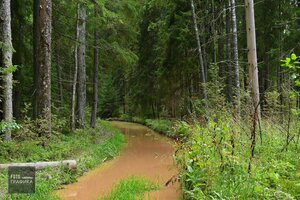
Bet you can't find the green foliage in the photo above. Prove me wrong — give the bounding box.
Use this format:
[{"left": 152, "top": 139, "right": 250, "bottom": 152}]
[
  {"left": 264, "top": 91, "right": 281, "bottom": 117},
  {"left": 144, "top": 119, "right": 172, "bottom": 136},
  {"left": 0, "top": 121, "right": 21, "bottom": 134},
  {"left": 282, "top": 53, "right": 300, "bottom": 87},
  {"left": 0, "top": 65, "right": 18, "bottom": 74},
  {"left": 176, "top": 116, "right": 300, "bottom": 199},
  {"left": 99, "top": 176, "right": 159, "bottom": 200},
  {"left": 99, "top": 73, "right": 121, "bottom": 118},
  {"left": 172, "top": 120, "right": 190, "bottom": 141}
]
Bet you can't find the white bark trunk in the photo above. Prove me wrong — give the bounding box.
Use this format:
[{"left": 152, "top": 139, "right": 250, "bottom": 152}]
[
  {"left": 91, "top": 4, "right": 99, "bottom": 128},
  {"left": 0, "top": 160, "right": 76, "bottom": 170},
  {"left": 226, "top": 1, "right": 233, "bottom": 101},
  {"left": 71, "top": 4, "right": 79, "bottom": 130},
  {"left": 55, "top": 50, "right": 63, "bottom": 106},
  {"left": 231, "top": 0, "right": 241, "bottom": 118},
  {"left": 245, "top": 0, "right": 261, "bottom": 120},
  {"left": 190, "top": 0, "right": 207, "bottom": 100},
  {"left": 0, "top": 0, "right": 13, "bottom": 141}
]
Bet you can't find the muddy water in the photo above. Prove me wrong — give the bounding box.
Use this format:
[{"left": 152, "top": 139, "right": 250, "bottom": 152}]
[{"left": 57, "top": 121, "right": 180, "bottom": 200}]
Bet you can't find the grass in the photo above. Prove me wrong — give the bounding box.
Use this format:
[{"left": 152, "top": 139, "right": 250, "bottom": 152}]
[
  {"left": 99, "top": 176, "right": 159, "bottom": 200},
  {"left": 176, "top": 116, "right": 300, "bottom": 199},
  {"left": 0, "top": 120, "right": 125, "bottom": 200}
]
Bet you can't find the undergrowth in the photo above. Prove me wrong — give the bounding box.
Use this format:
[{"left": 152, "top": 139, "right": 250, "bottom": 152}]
[{"left": 176, "top": 114, "right": 300, "bottom": 199}]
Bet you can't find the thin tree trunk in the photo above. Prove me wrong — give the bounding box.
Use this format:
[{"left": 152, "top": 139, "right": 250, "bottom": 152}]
[
  {"left": 212, "top": 0, "right": 217, "bottom": 64},
  {"left": 13, "top": 71, "right": 21, "bottom": 119},
  {"left": 231, "top": 0, "right": 241, "bottom": 118},
  {"left": 245, "top": 0, "right": 261, "bottom": 120},
  {"left": 226, "top": 2, "right": 233, "bottom": 102},
  {"left": 55, "top": 50, "right": 63, "bottom": 106},
  {"left": 33, "top": 0, "right": 40, "bottom": 120},
  {"left": 76, "top": 3, "right": 86, "bottom": 128},
  {"left": 190, "top": 0, "right": 207, "bottom": 100},
  {"left": 36, "top": 0, "right": 52, "bottom": 136},
  {"left": 90, "top": 4, "right": 99, "bottom": 128},
  {"left": 71, "top": 5, "right": 79, "bottom": 130},
  {"left": 0, "top": 0, "right": 13, "bottom": 141},
  {"left": 0, "top": 7, "right": 2, "bottom": 121}
]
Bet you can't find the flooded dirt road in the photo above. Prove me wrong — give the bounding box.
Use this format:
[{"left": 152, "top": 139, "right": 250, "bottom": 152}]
[{"left": 57, "top": 121, "right": 180, "bottom": 200}]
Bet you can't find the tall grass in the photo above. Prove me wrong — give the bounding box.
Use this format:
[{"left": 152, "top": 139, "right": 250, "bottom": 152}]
[{"left": 176, "top": 116, "right": 300, "bottom": 199}]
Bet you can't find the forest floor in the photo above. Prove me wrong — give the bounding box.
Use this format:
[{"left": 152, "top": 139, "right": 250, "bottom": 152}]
[{"left": 57, "top": 121, "right": 181, "bottom": 200}]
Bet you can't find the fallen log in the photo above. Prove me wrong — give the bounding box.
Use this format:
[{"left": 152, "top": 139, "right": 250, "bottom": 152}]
[{"left": 0, "top": 160, "right": 77, "bottom": 170}]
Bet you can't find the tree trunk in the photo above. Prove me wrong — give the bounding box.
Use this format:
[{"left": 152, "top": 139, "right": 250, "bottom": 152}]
[
  {"left": 226, "top": 1, "right": 233, "bottom": 102},
  {"left": 190, "top": 0, "right": 207, "bottom": 100},
  {"left": 245, "top": 0, "right": 261, "bottom": 120},
  {"left": 90, "top": 4, "right": 99, "bottom": 128},
  {"left": 0, "top": 6, "right": 3, "bottom": 122},
  {"left": 76, "top": 3, "right": 86, "bottom": 128},
  {"left": 71, "top": 4, "right": 79, "bottom": 130},
  {"left": 231, "top": 0, "right": 241, "bottom": 118},
  {"left": 0, "top": 0, "right": 13, "bottom": 141},
  {"left": 33, "top": 0, "right": 40, "bottom": 120},
  {"left": 55, "top": 50, "right": 63, "bottom": 106},
  {"left": 212, "top": 0, "right": 217, "bottom": 64},
  {"left": 36, "top": 0, "right": 52, "bottom": 136}
]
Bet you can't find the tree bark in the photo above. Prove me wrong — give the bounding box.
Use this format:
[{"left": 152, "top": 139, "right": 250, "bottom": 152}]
[
  {"left": 190, "top": 0, "right": 207, "bottom": 100},
  {"left": 231, "top": 0, "right": 241, "bottom": 118},
  {"left": 76, "top": 3, "right": 86, "bottom": 128},
  {"left": 33, "top": 0, "right": 40, "bottom": 120},
  {"left": 71, "top": 4, "right": 79, "bottom": 130},
  {"left": 0, "top": 0, "right": 13, "bottom": 141},
  {"left": 36, "top": 0, "right": 52, "bottom": 136},
  {"left": 226, "top": 1, "right": 233, "bottom": 102},
  {"left": 55, "top": 50, "right": 63, "bottom": 106},
  {"left": 245, "top": 0, "right": 261, "bottom": 120},
  {"left": 90, "top": 4, "right": 99, "bottom": 128},
  {"left": 212, "top": 0, "right": 217, "bottom": 64}
]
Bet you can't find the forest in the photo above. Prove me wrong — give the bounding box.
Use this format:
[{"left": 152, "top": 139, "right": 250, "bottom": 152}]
[{"left": 0, "top": 0, "right": 300, "bottom": 199}]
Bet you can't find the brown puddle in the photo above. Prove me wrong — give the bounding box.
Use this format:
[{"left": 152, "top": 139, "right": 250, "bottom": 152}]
[{"left": 56, "top": 121, "right": 181, "bottom": 200}]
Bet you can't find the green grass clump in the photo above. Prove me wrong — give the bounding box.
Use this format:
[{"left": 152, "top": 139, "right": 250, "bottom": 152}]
[
  {"left": 0, "top": 120, "right": 125, "bottom": 200},
  {"left": 99, "top": 177, "right": 159, "bottom": 200},
  {"left": 144, "top": 119, "right": 172, "bottom": 136}
]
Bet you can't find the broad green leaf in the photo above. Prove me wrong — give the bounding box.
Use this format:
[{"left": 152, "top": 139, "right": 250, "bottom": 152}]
[{"left": 0, "top": 65, "right": 18, "bottom": 74}]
